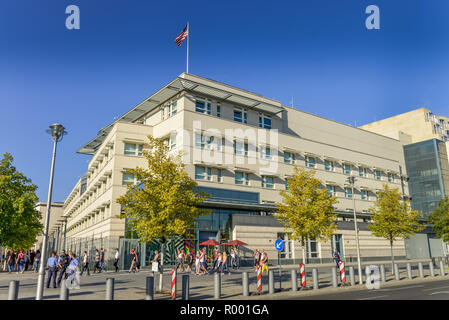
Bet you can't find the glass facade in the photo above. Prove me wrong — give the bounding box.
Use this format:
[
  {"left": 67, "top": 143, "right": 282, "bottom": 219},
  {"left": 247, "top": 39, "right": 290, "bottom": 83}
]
[{"left": 404, "top": 139, "right": 447, "bottom": 219}]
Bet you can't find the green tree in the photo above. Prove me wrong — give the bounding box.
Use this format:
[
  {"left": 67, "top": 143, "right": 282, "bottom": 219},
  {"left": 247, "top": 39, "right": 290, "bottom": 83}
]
[
  {"left": 275, "top": 166, "right": 338, "bottom": 263},
  {"left": 428, "top": 196, "right": 449, "bottom": 243},
  {"left": 116, "top": 136, "right": 210, "bottom": 264},
  {"left": 369, "top": 184, "right": 424, "bottom": 271},
  {"left": 0, "top": 152, "right": 43, "bottom": 250}
]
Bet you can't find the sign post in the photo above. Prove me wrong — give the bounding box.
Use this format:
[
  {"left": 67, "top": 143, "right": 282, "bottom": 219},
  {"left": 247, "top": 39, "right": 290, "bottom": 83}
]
[{"left": 275, "top": 238, "right": 284, "bottom": 292}]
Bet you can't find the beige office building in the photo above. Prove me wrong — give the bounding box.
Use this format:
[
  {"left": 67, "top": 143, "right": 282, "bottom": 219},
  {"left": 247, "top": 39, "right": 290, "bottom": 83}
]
[
  {"left": 34, "top": 202, "right": 64, "bottom": 250},
  {"left": 59, "top": 73, "right": 411, "bottom": 266}
]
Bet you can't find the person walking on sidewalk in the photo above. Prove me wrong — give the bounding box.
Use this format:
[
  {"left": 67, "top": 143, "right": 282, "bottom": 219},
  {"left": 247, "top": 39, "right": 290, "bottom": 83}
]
[
  {"left": 46, "top": 251, "right": 58, "bottom": 289},
  {"left": 332, "top": 248, "right": 341, "bottom": 270},
  {"left": 7, "top": 250, "right": 15, "bottom": 273},
  {"left": 176, "top": 249, "right": 185, "bottom": 272},
  {"left": 260, "top": 249, "right": 269, "bottom": 274},
  {"left": 99, "top": 248, "right": 105, "bottom": 273},
  {"left": 113, "top": 249, "right": 119, "bottom": 272},
  {"left": 220, "top": 251, "right": 231, "bottom": 275},
  {"left": 93, "top": 249, "right": 101, "bottom": 273},
  {"left": 128, "top": 249, "right": 139, "bottom": 273},
  {"left": 16, "top": 250, "right": 25, "bottom": 274},
  {"left": 254, "top": 249, "right": 260, "bottom": 272},
  {"left": 34, "top": 250, "right": 41, "bottom": 272},
  {"left": 57, "top": 250, "right": 69, "bottom": 287},
  {"left": 150, "top": 250, "right": 162, "bottom": 273},
  {"left": 80, "top": 251, "right": 90, "bottom": 276}
]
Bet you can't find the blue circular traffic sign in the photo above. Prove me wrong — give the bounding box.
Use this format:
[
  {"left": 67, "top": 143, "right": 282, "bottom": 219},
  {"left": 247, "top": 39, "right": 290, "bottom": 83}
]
[{"left": 275, "top": 238, "right": 284, "bottom": 252}]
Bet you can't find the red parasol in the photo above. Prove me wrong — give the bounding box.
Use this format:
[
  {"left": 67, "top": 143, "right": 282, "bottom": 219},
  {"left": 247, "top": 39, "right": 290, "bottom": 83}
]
[
  {"left": 199, "top": 239, "right": 220, "bottom": 246},
  {"left": 223, "top": 240, "right": 248, "bottom": 246}
]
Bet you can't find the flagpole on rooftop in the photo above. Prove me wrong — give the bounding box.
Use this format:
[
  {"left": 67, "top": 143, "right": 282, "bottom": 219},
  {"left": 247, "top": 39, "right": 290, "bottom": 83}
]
[{"left": 186, "top": 22, "right": 189, "bottom": 74}]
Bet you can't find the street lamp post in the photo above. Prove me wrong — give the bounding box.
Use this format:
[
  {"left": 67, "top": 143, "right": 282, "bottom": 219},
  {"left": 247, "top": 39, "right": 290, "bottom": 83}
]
[
  {"left": 36, "top": 123, "right": 66, "bottom": 300},
  {"left": 347, "top": 176, "right": 363, "bottom": 284}
]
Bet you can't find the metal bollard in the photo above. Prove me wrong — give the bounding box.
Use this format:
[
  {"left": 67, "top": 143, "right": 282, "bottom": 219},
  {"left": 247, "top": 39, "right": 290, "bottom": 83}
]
[
  {"left": 60, "top": 279, "right": 69, "bottom": 300},
  {"left": 440, "top": 260, "right": 446, "bottom": 276},
  {"left": 242, "top": 272, "right": 249, "bottom": 297},
  {"left": 8, "top": 281, "right": 19, "bottom": 300},
  {"left": 429, "top": 262, "right": 435, "bottom": 277},
  {"left": 406, "top": 263, "right": 412, "bottom": 279},
  {"left": 158, "top": 272, "right": 163, "bottom": 293},
  {"left": 349, "top": 266, "right": 355, "bottom": 286},
  {"left": 291, "top": 270, "right": 297, "bottom": 292},
  {"left": 418, "top": 262, "right": 424, "bottom": 278},
  {"left": 378, "top": 264, "right": 385, "bottom": 283},
  {"left": 331, "top": 267, "right": 338, "bottom": 287},
  {"left": 105, "top": 278, "right": 114, "bottom": 300},
  {"left": 394, "top": 264, "right": 400, "bottom": 281},
  {"left": 268, "top": 269, "right": 275, "bottom": 294},
  {"left": 312, "top": 268, "right": 319, "bottom": 290},
  {"left": 146, "top": 276, "right": 154, "bottom": 300},
  {"left": 214, "top": 272, "right": 221, "bottom": 299},
  {"left": 182, "top": 275, "right": 189, "bottom": 300}
]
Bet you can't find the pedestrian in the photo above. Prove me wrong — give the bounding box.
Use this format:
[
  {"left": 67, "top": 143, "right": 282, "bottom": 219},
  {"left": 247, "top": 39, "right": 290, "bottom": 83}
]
[
  {"left": 210, "top": 247, "right": 219, "bottom": 274},
  {"left": 99, "top": 248, "right": 105, "bottom": 273},
  {"left": 260, "top": 249, "right": 268, "bottom": 274},
  {"left": 24, "top": 251, "right": 30, "bottom": 271},
  {"left": 57, "top": 249, "right": 70, "bottom": 287},
  {"left": 46, "top": 251, "right": 58, "bottom": 289},
  {"left": 332, "top": 248, "right": 341, "bottom": 270},
  {"left": 66, "top": 252, "right": 80, "bottom": 289},
  {"left": 187, "top": 250, "right": 194, "bottom": 272},
  {"left": 195, "top": 250, "right": 200, "bottom": 275},
  {"left": 113, "top": 248, "right": 119, "bottom": 272},
  {"left": 221, "top": 251, "right": 231, "bottom": 274},
  {"left": 230, "top": 248, "right": 238, "bottom": 269},
  {"left": 176, "top": 249, "right": 185, "bottom": 272},
  {"left": 254, "top": 249, "right": 260, "bottom": 272},
  {"left": 34, "top": 250, "right": 41, "bottom": 272},
  {"left": 30, "top": 250, "right": 35, "bottom": 271},
  {"left": 7, "top": 250, "right": 15, "bottom": 274},
  {"left": 16, "top": 250, "right": 25, "bottom": 274},
  {"left": 128, "top": 249, "right": 139, "bottom": 273},
  {"left": 150, "top": 250, "right": 162, "bottom": 273},
  {"left": 80, "top": 251, "right": 90, "bottom": 276},
  {"left": 199, "top": 248, "right": 207, "bottom": 275},
  {"left": 93, "top": 249, "right": 100, "bottom": 273}
]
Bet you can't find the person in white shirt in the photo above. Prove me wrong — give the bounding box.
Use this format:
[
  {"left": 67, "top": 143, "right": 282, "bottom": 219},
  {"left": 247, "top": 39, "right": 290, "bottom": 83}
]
[
  {"left": 80, "top": 251, "right": 90, "bottom": 276},
  {"left": 114, "top": 249, "right": 119, "bottom": 272}
]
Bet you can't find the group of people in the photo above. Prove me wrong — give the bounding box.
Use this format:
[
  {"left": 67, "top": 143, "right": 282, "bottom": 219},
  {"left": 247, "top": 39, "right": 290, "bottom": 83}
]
[
  {"left": 254, "top": 249, "right": 269, "bottom": 274},
  {"left": 2, "top": 249, "right": 41, "bottom": 274},
  {"left": 172, "top": 247, "right": 239, "bottom": 275},
  {"left": 45, "top": 249, "right": 79, "bottom": 288}
]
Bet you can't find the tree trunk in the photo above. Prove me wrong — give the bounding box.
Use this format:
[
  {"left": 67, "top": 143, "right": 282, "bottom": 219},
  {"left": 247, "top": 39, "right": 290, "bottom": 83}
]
[
  {"left": 161, "top": 236, "right": 166, "bottom": 266},
  {"left": 390, "top": 240, "right": 395, "bottom": 276}
]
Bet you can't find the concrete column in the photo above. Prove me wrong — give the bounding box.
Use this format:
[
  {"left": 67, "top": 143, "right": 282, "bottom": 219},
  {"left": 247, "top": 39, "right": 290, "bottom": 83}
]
[
  {"left": 214, "top": 272, "right": 221, "bottom": 299},
  {"left": 312, "top": 268, "right": 319, "bottom": 290},
  {"left": 242, "top": 272, "right": 249, "bottom": 297},
  {"left": 146, "top": 276, "right": 154, "bottom": 300},
  {"left": 268, "top": 270, "right": 275, "bottom": 294},
  {"left": 8, "top": 281, "right": 19, "bottom": 300},
  {"left": 380, "top": 265, "right": 386, "bottom": 282},
  {"left": 105, "top": 278, "right": 114, "bottom": 300},
  {"left": 406, "top": 263, "right": 412, "bottom": 279},
  {"left": 440, "top": 260, "right": 446, "bottom": 276},
  {"left": 291, "top": 270, "right": 297, "bottom": 291},
  {"left": 331, "top": 267, "right": 338, "bottom": 287},
  {"left": 349, "top": 266, "right": 355, "bottom": 286},
  {"left": 182, "top": 275, "right": 189, "bottom": 300},
  {"left": 394, "top": 264, "right": 400, "bottom": 280},
  {"left": 418, "top": 262, "right": 424, "bottom": 278},
  {"left": 59, "top": 280, "right": 69, "bottom": 300},
  {"left": 429, "top": 262, "right": 435, "bottom": 277}
]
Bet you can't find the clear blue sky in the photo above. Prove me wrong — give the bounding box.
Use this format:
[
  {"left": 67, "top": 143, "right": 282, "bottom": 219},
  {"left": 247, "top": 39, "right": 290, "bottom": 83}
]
[{"left": 1, "top": 0, "right": 448, "bottom": 202}]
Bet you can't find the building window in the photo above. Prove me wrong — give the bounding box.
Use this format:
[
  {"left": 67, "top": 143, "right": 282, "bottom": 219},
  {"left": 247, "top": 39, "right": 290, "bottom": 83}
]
[
  {"left": 345, "top": 187, "right": 353, "bottom": 199},
  {"left": 361, "top": 190, "right": 369, "bottom": 200},
  {"left": 285, "top": 178, "right": 290, "bottom": 191},
  {"left": 260, "top": 146, "right": 272, "bottom": 160},
  {"left": 259, "top": 113, "right": 272, "bottom": 129},
  {"left": 169, "top": 133, "right": 177, "bottom": 150},
  {"left": 284, "top": 152, "right": 295, "bottom": 164},
  {"left": 124, "top": 143, "right": 143, "bottom": 156},
  {"left": 343, "top": 164, "right": 351, "bottom": 175},
  {"left": 195, "top": 97, "right": 211, "bottom": 115},
  {"left": 216, "top": 103, "right": 221, "bottom": 118},
  {"left": 195, "top": 133, "right": 214, "bottom": 150},
  {"left": 305, "top": 156, "right": 316, "bottom": 168},
  {"left": 235, "top": 172, "right": 249, "bottom": 185},
  {"left": 195, "top": 166, "right": 212, "bottom": 181},
  {"left": 388, "top": 173, "right": 394, "bottom": 182},
  {"left": 324, "top": 160, "right": 334, "bottom": 172},
  {"left": 359, "top": 167, "right": 367, "bottom": 177},
  {"left": 262, "top": 176, "right": 274, "bottom": 189},
  {"left": 327, "top": 185, "right": 336, "bottom": 196},
  {"left": 122, "top": 173, "right": 136, "bottom": 185},
  {"left": 217, "top": 169, "right": 223, "bottom": 183},
  {"left": 234, "top": 140, "right": 248, "bottom": 156},
  {"left": 234, "top": 107, "right": 247, "bottom": 124},
  {"left": 375, "top": 170, "right": 381, "bottom": 180}
]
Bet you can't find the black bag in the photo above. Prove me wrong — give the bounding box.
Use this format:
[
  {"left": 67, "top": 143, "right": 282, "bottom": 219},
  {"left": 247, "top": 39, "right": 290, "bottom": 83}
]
[{"left": 61, "top": 255, "right": 69, "bottom": 267}]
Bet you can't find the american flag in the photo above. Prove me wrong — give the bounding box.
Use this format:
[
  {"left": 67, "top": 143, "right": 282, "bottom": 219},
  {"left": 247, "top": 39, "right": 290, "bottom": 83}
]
[{"left": 175, "top": 25, "right": 188, "bottom": 47}]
